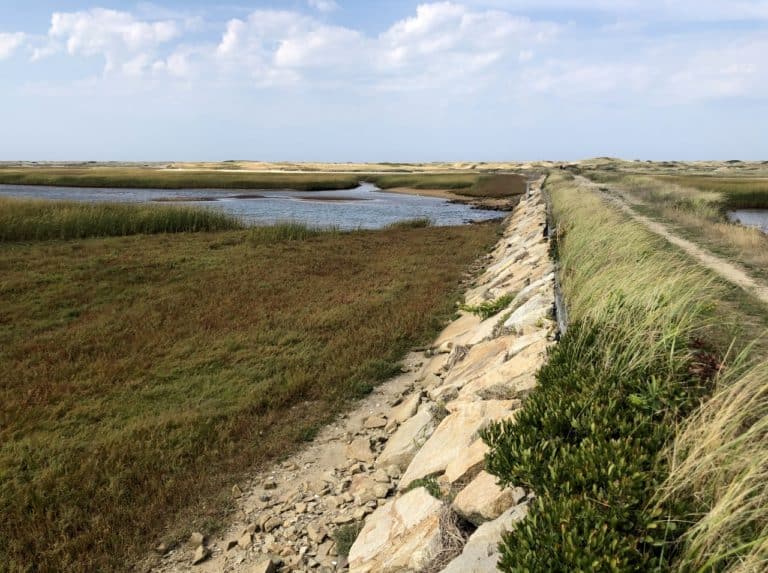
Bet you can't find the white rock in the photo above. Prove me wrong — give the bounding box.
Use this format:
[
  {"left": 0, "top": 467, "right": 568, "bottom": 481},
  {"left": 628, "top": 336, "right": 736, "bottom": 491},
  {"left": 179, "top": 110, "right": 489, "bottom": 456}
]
[
  {"left": 348, "top": 487, "right": 444, "bottom": 573},
  {"left": 439, "top": 503, "right": 529, "bottom": 573},
  {"left": 444, "top": 438, "right": 489, "bottom": 484},
  {"left": 376, "top": 404, "right": 435, "bottom": 471},
  {"left": 391, "top": 391, "right": 423, "bottom": 424},
  {"left": 502, "top": 293, "right": 552, "bottom": 335},
  {"left": 452, "top": 471, "right": 526, "bottom": 525},
  {"left": 399, "top": 400, "right": 518, "bottom": 489}
]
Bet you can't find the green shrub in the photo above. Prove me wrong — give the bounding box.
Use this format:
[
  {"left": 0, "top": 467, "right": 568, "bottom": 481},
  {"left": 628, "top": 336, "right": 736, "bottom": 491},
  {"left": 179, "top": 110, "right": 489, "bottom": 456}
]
[
  {"left": 333, "top": 523, "right": 364, "bottom": 557},
  {"left": 482, "top": 321, "right": 707, "bottom": 572},
  {"left": 404, "top": 477, "right": 442, "bottom": 499},
  {"left": 461, "top": 293, "right": 516, "bottom": 320}
]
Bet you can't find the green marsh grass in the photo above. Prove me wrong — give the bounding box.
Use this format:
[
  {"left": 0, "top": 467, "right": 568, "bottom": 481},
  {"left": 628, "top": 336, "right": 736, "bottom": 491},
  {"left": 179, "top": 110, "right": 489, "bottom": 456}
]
[
  {"left": 0, "top": 167, "right": 361, "bottom": 190},
  {"left": 0, "top": 197, "right": 243, "bottom": 241},
  {"left": 0, "top": 220, "right": 499, "bottom": 572}
]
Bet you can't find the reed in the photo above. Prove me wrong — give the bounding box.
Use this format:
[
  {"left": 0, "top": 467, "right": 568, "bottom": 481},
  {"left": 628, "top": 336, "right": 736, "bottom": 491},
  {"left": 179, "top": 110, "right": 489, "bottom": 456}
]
[{"left": 0, "top": 197, "right": 243, "bottom": 241}]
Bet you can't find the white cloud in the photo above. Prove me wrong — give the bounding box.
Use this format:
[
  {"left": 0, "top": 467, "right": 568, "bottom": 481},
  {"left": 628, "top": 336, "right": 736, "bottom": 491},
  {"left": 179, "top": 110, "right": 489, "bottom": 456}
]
[
  {"left": 47, "top": 8, "right": 180, "bottom": 72},
  {"left": 0, "top": 32, "right": 25, "bottom": 60},
  {"left": 308, "top": 0, "right": 339, "bottom": 12}
]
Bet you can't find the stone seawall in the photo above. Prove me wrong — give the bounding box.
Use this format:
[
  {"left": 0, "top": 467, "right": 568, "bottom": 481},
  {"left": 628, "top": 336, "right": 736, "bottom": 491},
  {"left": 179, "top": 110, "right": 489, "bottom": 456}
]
[
  {"left": 148, "top": 177, "right": 555, "bottom": 573},
  {"left": 347, "top": 177, "right": 556, "bottom": 572}
]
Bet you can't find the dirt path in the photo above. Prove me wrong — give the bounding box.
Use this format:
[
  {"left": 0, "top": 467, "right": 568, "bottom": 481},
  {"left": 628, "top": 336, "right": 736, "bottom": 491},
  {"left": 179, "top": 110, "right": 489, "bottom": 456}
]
[{"left": 576, "top": 176, "right": 768, "bottom": 305}]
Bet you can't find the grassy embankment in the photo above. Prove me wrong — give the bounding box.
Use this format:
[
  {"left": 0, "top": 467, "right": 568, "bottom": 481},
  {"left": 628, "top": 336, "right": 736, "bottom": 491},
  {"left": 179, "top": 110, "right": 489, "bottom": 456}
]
[
  {"left": 483, "top": 172, "right": 768, "bottom": 571},
  {"left": 586, "top": 172, "right": 768, "bottom": 279},
  {"left": 0, "top": 166, "right": 528, "bottom": 199},
  {"left": 0, "top": 201, "right": 500, "bottom": 572}
]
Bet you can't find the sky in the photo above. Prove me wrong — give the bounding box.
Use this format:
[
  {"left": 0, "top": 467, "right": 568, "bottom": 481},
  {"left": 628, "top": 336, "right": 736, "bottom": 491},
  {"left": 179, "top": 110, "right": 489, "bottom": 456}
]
[{"left": 1, "top": 1, "right": 767, "bottom": 161}]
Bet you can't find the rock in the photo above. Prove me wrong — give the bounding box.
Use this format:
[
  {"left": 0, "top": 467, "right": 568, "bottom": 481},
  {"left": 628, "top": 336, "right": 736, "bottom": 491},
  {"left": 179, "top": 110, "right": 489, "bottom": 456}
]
[
  {"left": 444, "top": 438, "right": 489, "bottom": 484},
  {"left": 188, "top": 532, "right": 204, "bottom": 548},
  {"left": 307, "top": 522, "right": 327, "bottom": 543},
  {"left": 238, "top": 531, "right": 253, "bottom": 550},
  {"left": 348, "top": 487, "right": 445, "bottom": 573},
  {"left": 440, "top": 503, "right": 529, "bottom": 573},
  {"left": 385, "top": 464, "right": 401, "bottom": 479},
  {"left": 349, "top": 475, "right": 390, "bottom": 505},
  {"left": 364, "top": 414, "right": 388, "bottom": 429},
  {"left": 346, "top": 437, "right": 375, "bottom": 463},
  {"left": 191, "top": 544, "right": 209, "bottom": 565},
  {"left": 502, "top": 293, "right": 552, "bottom": 335},
  {"left": 376, "top": 404, "right": 435, "bottom": 471},
  {"left": 263, "top": 516, "right": 281, "bottom": 533},
  {"left": 263, "top": 477, "right": 278, "bottom": 490},
  {"left": 399, "top": 400, "right": 518, "bottom": 489},
  {"left": 232, "top": 484, "right": 243, "bottom": 498},
  {"left": 250, "top": 557, "right": 278, "bottom": 573},
  {"left": 334, "top": 513, "right": 355, "bottom": 525},
  {"left": 155, "top": 542, "right": 169, "bottom": 554},
  {"left": 391, "top": 392, "right": 423, "bottom": 424},
  {"left": 452, "top": 471, "right": 526, "bottom": 526}
]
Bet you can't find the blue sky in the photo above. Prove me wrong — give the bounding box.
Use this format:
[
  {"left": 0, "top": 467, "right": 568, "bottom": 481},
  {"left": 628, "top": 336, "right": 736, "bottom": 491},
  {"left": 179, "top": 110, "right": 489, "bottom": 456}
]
[{"left": 1, "top": 1, "right": 767, "bottom": 161}]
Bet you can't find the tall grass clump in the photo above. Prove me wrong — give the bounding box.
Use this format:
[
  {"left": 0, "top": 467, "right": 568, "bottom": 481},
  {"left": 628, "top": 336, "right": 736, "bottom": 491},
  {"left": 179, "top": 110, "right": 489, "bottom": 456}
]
[
  {"left": 657, "top": 361, "right": 768, "bottom": 572},
  {"left": 482, "top": 172, "right": 725, "bottom": 571},
  {"left": 385, "top": 218, "right": 432, "bottom": 230},
  {"left": 0, "top": 198, "right": 243, "bottom": 241},
  {"left": 248, "top": 221, "right": 340, "bottom": 244}
]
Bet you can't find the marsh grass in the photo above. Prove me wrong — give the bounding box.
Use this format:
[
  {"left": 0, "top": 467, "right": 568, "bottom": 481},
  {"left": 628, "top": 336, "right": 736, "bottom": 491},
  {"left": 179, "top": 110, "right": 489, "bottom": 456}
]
[
  {"left": 658, "top": 176, "right": 768, "bottom": 210},
  {"left": 0, "top": 222, "right": 499, "bottom": 572},
  {"left": 0, "top": 197, "right": 243, "bottom": 241},
  {"left": 248, "top": 221, "right": 341, "bottom": 243},
  {"left": 0, "top": 167, "right": 361, "bottom": 190},
  {"left": 385, "top": 218, "right": 432, "bottom": 230},
  {"left": 368, "top": 173, "right": 527, "bottom": 198}
]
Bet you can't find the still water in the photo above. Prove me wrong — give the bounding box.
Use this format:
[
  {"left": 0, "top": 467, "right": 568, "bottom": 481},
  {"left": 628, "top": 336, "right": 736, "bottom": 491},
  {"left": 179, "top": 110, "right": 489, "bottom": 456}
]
[
  {"left": 0, "top": 182, "right": 504, "bottom": 230},
  {"left": 728, "top": 210, "right": 768, "bottom": 233}
]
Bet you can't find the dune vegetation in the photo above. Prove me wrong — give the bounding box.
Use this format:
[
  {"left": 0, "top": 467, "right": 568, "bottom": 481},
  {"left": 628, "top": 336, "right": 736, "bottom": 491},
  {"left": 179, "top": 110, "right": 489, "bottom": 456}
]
[
  {"left": 482, "top": 172, "right": 768, "bottom": 571},
  {"left": 584, "top": 172, "right": 768, "bottom": 278},
  {"left": 0, "top": 218, "right": 499, "bottom": 572}
]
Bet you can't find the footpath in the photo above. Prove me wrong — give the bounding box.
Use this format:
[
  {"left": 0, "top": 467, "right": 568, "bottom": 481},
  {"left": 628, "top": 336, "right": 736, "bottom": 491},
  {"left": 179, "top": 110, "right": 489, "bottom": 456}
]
[{"left": 146, "top": 177, "right": 556, "bottom": 573}]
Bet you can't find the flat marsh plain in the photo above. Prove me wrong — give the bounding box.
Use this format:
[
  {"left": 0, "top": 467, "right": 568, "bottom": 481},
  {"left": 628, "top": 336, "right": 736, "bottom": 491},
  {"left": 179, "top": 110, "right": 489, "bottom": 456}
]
[{"left": 0, "top": 208, "right": 499, "bottom": 571}]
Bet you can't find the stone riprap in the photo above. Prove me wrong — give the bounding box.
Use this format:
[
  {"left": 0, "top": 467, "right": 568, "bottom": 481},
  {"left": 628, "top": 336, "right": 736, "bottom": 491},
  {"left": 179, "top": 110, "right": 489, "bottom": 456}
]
[{"left": 145, "top": 177, "right": 555, "bottom": 573}]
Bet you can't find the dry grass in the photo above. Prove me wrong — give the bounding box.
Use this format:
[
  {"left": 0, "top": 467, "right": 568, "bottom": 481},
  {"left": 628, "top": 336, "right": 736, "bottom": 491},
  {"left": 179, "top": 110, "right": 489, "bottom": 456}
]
[
  {"left": 0, "top": 222, "right": 499, "bottom": 572},
  {"left": 659, "top": 362, "right": 768, "bottom": 572}
]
